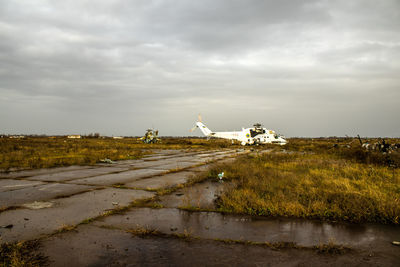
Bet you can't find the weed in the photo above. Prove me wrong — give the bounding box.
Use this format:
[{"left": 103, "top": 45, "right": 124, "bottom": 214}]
[
  {"left": 79, "top": 218, "right": 95, "bottom": 225},
  {"left": 127, "top": 226, "right": 161, "bottom": 237},
  {"left": 0, "top": 240, "right": 48, "bottom": 267},
  {"left": 56, "top": 224, "right": 77, "bottom": 234}
]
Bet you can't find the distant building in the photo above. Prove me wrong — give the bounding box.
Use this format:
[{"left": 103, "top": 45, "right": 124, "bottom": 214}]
[
  {"left": 67, "top": 135, "right": 81, "bottom": 139},
  {"left": 9, "top": 135, "right": 25, "bottom": 139}
]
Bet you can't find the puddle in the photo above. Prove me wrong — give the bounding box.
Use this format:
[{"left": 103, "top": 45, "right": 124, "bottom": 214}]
[
  {"left": 96, "top": 207, "right": 400, "bottom": 253},
  {"left": 159, "top": 181, "right": 226, "bottom": 209},
  {"left": 39, "top": 224, "right": 400, "bottom": 267}
]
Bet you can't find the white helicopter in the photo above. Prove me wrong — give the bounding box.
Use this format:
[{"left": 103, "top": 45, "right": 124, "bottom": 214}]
[{"left": 190, "top": 115, "right": 287, "bottom": 146}]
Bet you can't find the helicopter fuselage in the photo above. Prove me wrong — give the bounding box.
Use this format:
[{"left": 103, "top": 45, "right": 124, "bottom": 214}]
[{"left": 196, "top": 122, "right": 287, "bottom": 146}]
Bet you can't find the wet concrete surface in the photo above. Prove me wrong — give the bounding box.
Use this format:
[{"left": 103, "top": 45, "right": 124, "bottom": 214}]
[
  {"left": 0, "top": 183, "right": 95, "bottom": 208},
  {"left": 40, "top": 224, "right": 398, "bottom": 267},
  {"left": 25, "top": 166, "right": 130, "bottom": 182},
  {"left": 0, "top": 149, "right": 242, "bottom": 244},
  {"left": 125, "top": 171, "right": 197, "bottom": 190},
  {"left": 0, "top": 165, "right": 94, "bottom": 179},
  {"left": 94, "top": 207, "right": 400, "bottom": 260},
  {"left": 67, "top": 169, "right": 167, "bottom": 186},
  {"left": 0, "top": 179, "right": 45, "bottom": 192},
  {"left": 150, "top": 161, "right": 203, "bottom": 171},
  {"left": 158, "top": 181, "right": 225, "bottom": 209},
  {"left": 0, "top": 188, "right": 154, "bottom": 243}
]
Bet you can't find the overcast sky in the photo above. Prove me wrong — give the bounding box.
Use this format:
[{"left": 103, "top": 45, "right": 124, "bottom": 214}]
[{"left": 1, "top": 0, "right": 399, "bottom": 137}]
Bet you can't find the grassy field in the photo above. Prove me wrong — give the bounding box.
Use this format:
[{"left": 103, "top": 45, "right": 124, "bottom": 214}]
[
  {"left": 0, "top": 137, "right": 235, "bottom": 171},
  {"left": 212, "top": 138, "right": 400, "bottom": 224}
]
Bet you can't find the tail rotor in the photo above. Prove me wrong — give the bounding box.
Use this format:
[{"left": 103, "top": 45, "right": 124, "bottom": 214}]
[{"left": 189, "top": 114, "right": 202, "bottom": 132}]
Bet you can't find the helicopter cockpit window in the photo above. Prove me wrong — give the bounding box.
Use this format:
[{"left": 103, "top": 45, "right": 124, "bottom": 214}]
[{"left": 250, "top": 128, "right": 264, "bottom": 137}]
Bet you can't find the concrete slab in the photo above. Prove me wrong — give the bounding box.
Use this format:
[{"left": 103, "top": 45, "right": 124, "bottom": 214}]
[
  {"left": 0, "top": 188, "right": 154, "bottom": 243},
  {"left": 94, "top": 207, "right": 400, "bottom": 250},
  {"left": 38, "top": 224, "right": 399, "bottom": 267},
  {"left": 0, "top": 183, "right": 95, "bottom": 208},
  {"left": 158, "top": 181, "right": 225, "bottom": 209},
  {"left": 124, "top": 171, "right": 196, "bottom": 190},
  {"left": 68, "top": 169, "right": 166, "bottom": 186},
  {"left": 128, "top": 161, "right": 168, "bottom": 169},
  {"left": 107, "top": 159, "right": 145, "bottom": 166},
  {"left": 26, "top": 166, "right": 130, "bottom": 182},
  {"left": 0, "top": 165, "right": 94, "bottom": 179},
  {"left": 187, "top": 165, "right": 213, "bottom": 172},
  {"left": 143, "top": 155, "right": 178, "bottom": 161},
  {"left": 150, "top": 161, "right": 200, "bottom": 171},
  {"left": 184, "top": 157, "right": 215, "bottom": 164},
  {"left": 0, "top": 179, "right": 45, "bottom": 192}
]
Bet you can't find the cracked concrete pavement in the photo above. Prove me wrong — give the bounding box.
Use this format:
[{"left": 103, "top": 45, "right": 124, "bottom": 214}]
[{"left": 0, "top": 149, "right": 245, "bottom": 243}]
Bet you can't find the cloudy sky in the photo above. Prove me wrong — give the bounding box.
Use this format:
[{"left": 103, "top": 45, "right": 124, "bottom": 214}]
[{"left": 1, "top": 0, "right": 399, "bottom": 137}]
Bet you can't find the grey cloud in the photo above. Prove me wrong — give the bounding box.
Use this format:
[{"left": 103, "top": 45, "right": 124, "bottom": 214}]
[{"left": 0, "top": 0, "right": 399, "bottom": 136}]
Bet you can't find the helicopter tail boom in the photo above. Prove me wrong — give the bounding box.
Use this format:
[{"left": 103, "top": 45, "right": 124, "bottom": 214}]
[{"left": 196, "top": 122, "right": 213, "bottom": 136}]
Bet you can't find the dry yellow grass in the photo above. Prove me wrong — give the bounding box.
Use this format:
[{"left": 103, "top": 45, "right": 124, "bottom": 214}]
[
  {"left": 214, "top": 147, "right": 400, "bottom": 224},
  {"left": 0, "top": 137, "right": 234, "bottom": 171}
]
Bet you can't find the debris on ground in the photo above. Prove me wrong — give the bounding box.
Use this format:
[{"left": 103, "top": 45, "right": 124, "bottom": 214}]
[
  {"left": 112, "top": 202, "right": 119, "bottom": 206},
  {"left": 99, "top": 158, "right": 116, "bottom": 164},
  {"left": 140, "top": 128, "right": 160, "bottom": 144},
  {"left": 22, "top": 201, "right": 53, "bottom": 210},
  {"left": 1, "top": 224, "right": 13, "bottom": 229},
  {"left": 392, "top": 241, "right": 400, "bottom": 246},
  {"left": 218, "top": 172, "right": 225, "bottom": 181}
]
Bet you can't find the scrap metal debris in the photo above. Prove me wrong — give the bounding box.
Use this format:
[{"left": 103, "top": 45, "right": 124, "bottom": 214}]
[
  {"left": 99, "top": 158, "right": 116, "bottom": 164},
  {"left": 0, "top": 224, "right": 13, "bottom": 229},
  {"left": 392, "top": 241, "right": 400, "bottom": 246},
  {"left": 140, "top": 129, "right": 160, "bottom": 144},
  {"left": 333, "top": 135, "right": 400, "bottom": 154}
]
